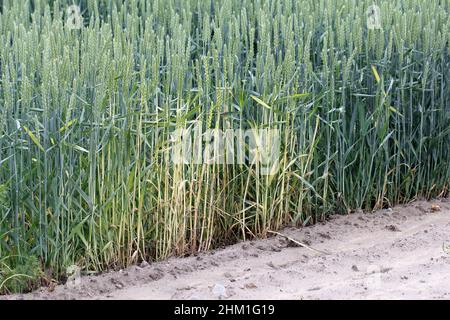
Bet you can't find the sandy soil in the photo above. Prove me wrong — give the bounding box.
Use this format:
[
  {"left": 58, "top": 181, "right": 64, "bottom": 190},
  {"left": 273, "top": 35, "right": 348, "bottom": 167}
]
[{"left": 2, "top": 199, "right": 450, "bottom": 300}]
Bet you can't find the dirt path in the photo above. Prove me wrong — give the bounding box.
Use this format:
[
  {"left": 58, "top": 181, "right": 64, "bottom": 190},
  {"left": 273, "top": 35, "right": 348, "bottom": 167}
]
[{"left": 3, "top": 199, "right": 450, "bottom": 300}]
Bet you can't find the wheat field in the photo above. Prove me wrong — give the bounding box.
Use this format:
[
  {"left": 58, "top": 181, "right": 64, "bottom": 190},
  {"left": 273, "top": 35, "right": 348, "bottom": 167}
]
[{"left": 0, "top": 0, "right": 449, "bottom": 293}]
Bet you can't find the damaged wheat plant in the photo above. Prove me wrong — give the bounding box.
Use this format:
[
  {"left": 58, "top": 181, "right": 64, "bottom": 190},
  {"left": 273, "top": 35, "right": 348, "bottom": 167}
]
[{"left": 0, "top": 0, "right": 449, "bottom": 294}]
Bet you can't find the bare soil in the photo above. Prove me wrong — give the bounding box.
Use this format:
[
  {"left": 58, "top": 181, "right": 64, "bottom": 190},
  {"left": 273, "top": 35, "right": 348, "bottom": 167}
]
[{"left": 2, "top": 199, "right": 450, "bottom": 300}]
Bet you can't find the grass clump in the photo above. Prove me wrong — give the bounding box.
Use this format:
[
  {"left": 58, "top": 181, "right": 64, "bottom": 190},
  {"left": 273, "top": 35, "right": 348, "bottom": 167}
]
[{"left": 0, "top": 256, "right": 42, "bottom": 294}]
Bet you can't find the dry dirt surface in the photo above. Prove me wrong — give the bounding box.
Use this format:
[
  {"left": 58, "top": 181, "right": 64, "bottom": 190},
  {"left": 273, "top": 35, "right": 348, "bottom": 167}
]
[{"left": 2, "top": 199, "right": 450, "bottom": 300}]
